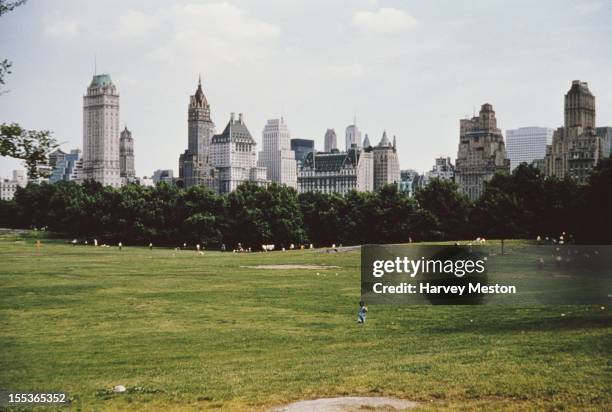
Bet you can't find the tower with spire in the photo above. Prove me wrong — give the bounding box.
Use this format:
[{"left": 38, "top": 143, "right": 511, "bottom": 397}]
[
  {"left": 345, "top": 117, "right": 362, "bottom": 150},
  {"left": 372, "top": 131, "right": 400, "bottom": 191},
  {"left": 179, "top": 75, "right": 218, "bottom": 190},
  {"left": 119, "top": 125, "right": 135, "bottom": 182}
]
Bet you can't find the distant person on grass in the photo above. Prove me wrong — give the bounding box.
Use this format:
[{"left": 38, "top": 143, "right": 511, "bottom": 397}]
[{"left": 357, "top": 301, "right": 368, "bottom": 324}]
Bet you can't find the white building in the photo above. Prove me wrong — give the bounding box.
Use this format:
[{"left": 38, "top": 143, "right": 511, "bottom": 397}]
[
  {"left": 1, "top": 170, "right": 27, "bottom": 200},
  {"left": 211, "top": 113, "right": 267, "bottom": 193},
  {"left": 424, "top": 156, "right": 455, "bottom": 184},
  {"left": 258, "top": 118, "right": 297, "bottom": 188},
  {"left": 81, "top": 74, "right": 122, "bottom": 187},
  {"left": 345, "top": 119, "right": 362, "bottom": 150},
  {"left": 297, "top": 147, "right": 373, "bottom": 195},
  {"left": 506, "top": 127, "right": 554, "bottom": 171},
  {"left": 372, "top": 132, "right": 400, "bottom": 191}
]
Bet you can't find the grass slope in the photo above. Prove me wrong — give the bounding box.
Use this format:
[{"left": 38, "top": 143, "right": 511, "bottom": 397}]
[{"left": 0, "top": 232, "right": 610, "bottom": 411}]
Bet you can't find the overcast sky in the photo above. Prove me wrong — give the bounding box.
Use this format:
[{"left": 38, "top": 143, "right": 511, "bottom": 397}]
[{"left": 1, "top": 0, "right": 611, "bottom": 178}]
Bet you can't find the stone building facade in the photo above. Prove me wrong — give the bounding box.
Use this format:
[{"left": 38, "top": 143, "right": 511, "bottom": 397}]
[
  {"left": 544, "top": 81, "right": 604, "bottom": 183},
  {"left": 81, "top": 74, "right": 122, "bottom": 187},
  {"left": 424, "top": 156, "right": 455, "bottom": 184},
  {"left": 455, "top": 103, "right": 510, "bottom": 200},
  {"left": 211, "top": 113, "right": 267, "bottom": 194},
  {"left": 372, "top": 131, "right": 400, "bottom": 191},
  {"left": 119, "top": 126, "right": 135, "bottom": 182},
  {"left": 258, "top": 118, "right": 297, "bottom": 188},
  {"left": 297, "top": 147, "right": 373, "bottom": 195},
  {"left": 179, "top": 77, "right": 217, "bottom": 190}
]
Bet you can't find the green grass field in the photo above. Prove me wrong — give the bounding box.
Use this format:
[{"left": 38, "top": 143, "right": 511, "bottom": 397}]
[{"left": 0, "top": 231, "right": 610, "bottom": 411}]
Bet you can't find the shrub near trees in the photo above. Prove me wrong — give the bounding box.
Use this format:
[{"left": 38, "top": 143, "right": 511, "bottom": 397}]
[{"left": 1, "top": 159, "right": 611, "bottom": 247}]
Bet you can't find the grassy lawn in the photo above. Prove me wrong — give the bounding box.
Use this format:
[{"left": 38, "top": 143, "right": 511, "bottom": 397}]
[{"left": 0, "top": 232, "right": 610, "bottom": 411}]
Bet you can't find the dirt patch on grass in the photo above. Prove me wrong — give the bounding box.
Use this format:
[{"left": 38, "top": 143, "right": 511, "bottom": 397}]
[
  {"left": 272, "top": 396, "right": 418, "bottom": 411},
  {"left": 241, "top": 264, "right": 340, "bottom": 270}
]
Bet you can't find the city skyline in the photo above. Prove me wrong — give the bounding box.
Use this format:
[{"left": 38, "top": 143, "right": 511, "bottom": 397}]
[{"left": 1, "top": 0, "right": 612, "bottom": 178}]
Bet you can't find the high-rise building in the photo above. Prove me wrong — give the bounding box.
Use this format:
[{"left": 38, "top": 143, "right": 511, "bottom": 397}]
[
  {"left": 399, "top": 169, "right": 423, "bottom": 197},
  {"left": 0, "top": 170, "right": 27, "bottom": 201},
  {"left": 297, "top": 147, "right": 373, "bottom": 195},
  {"left": 424, "top": 157, "right": 455, "bottom": 184},
  {"left": 152, "top": 169, "right": 174, "bottom": 184},
  {"left": 211, "top": 113, "right": 267, "bottom": 193},
  {"left": 179, "top": 76, "right": 217, "bottom": 190},
  {"left": 506, "top": 127, "right": 554, "bottom": 171},
  {"left": 324, "top": 129, "right": 337, "bottom": 152},
  {"left": 49, "top": 149, "right": 82, "bottom": 183},
  {"left": 258, "top": 118, "right": 297, "bottom": 188},
  {"left": 81, "top": 74, "right": 122, "bottom": 187},
  {"left": 455, "top": 103, "right": 510, "bottom": 200},
  {"left": 119, "top": 126, "right": 135, "bottom": 182},
  {"left": 372, "top": 131, "right": 400, "bottom": 191},
  {"left": 596, "top": 127, "right": 612, "bottom": 158},
  {"left": 290, "top": 139, "right": 314, "bottom": 164},
  {"left": 545, "top": 81, "right": 604, "bottom": 182},
  {"left": 345, "top": 119, "right": 362, "bottom": 150}
]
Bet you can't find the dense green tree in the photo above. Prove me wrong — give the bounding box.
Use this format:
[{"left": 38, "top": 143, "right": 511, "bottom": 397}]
[
  {"left": 415, "top": 178, "right": 472, "bottom": 240},
  {"left": 298, "top": 191, "right": 345, "bottom": 246}
]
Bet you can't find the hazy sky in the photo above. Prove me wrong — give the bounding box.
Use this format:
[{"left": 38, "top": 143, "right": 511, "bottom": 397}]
[{"left": 1, "top": 0, "right": 611, "bottom": 178}]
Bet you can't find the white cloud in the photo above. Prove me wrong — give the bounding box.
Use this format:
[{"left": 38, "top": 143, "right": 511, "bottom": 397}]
[
  {"left": 353, "top": 7, "right": 417, "bottom": 34},
  {"left": 574, "top": 1, "right": 604, "bottom": 15},
  {"left": 44, "top": 13, "right": 80, "bottom": 39},
  {"left": 115, "top": 2, "right": 281, "bottom": 64}
]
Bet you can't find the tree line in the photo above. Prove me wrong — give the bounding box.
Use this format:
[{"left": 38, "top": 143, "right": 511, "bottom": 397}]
[{"left": 1, "top": 160, "right": 611, "bottom": 247}]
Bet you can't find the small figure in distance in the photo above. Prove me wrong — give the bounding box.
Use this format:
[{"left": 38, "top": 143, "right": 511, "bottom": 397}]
[
  {"left": 149, "top": 242, "right": 153, "bottom": 250},
  {"left": 357, "top": 300, "right": 368, "bottom": 324},
  {"left": 72, "top": 239, "right": 77, "bottom": 246},
  {"left": 118, "top": 242, "right": 123, "bottom": 251},
  {"left": 221, "top": 243, "right": 226, "bottom": 252}
]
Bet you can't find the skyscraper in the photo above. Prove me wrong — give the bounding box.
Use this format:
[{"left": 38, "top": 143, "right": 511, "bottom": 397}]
[
  {"left": 545, "top": 81, "right": 604, "bottom": 183},
  {"left": 455, "top": 103, "right": 510, "bottom": 200},
  {"left": 424, "top": 157, "right": 455, "bottom": 184},
  {"left": 372, "top": 131, "right": 400, "bottom": 191},
  {"left": 49, "top": 149, "right": 82, "bottom": 183},
  {"left": 179, "top": 76, "right": 217, "bottom": 190},
  {"left": 290, "top": 138, "right": 314, "bottom": 164},
  {"left": 258, "top": 118, "right": 297, "bottom": 188},
  {"left": 81, "top": 74, "right": 122, "bottom": 187},
  {"left": 345, "top": 119, "right": 362, "bottom": 151},
  {"left": 506, "top": 127, "right": 554, "bottom": 171},
  {"left": 119, "top": 126, "right": 135, "bottom": 182},
  {"left": 324, "top": 129, "right": 337, "bottom": 152},
  {"left": 211, "top": 113, "right": 267, "bottom": 193}
]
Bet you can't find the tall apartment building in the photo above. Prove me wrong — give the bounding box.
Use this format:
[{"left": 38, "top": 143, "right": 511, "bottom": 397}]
[
  {"left": 0, "top": 170, "right": 27, "bottom": 201},
  {"left": 49, "top": 149, "right": 82, "bottom": 183},
  {"left": 152, "top": 169, "right": 174, "bottom": 184},
  {"left": 506, "top": 127, "right": 554, "bottom": 171},
  {"left": 290, "top": 138, "right": 314, "bottom": 164},
  {"left": 545, "top": 80, "right": 604, "bottom": 183},
  {"left": 258, "top": 118, "right": 297, "bottom": 188},
  {"left": 424, "top": 156, "right": 455, "bottom": 184},
  {"left": 455, "top": 103, "right": 511, "bottom": 200},
  {"left": 81, "top": 74, "right": 122, "bottom": 187},
  {"left": 178, "top": 76, "right": 217, "bottom": 190},
  {"left": 345, "top": 119, "right": 362, "bottom": 150},
  {"left": 324, "top": 129, "right": 338, "bottom": 152},
  {"left": 119, "top": 126, "right": 136, "bottom": 182},
  {"left": 297, "top": 147, "right": 373, "bottom": 195},
  {"left": 211, "top": 113, "right": 267, "bottom": 193},
  {"left": 372, "top": 131, "right": 400, "bottom": 191}
]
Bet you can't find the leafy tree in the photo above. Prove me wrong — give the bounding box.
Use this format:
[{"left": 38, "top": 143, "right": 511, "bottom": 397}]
[
  {"left": 298, "top": 191, "right": 345, "bottom": 246},
  {"left": 415, "top": 178, "right": 472, "bottom": 240},
  {"left": 0, "top": 123, "right": 58, "bottom": 179}
]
